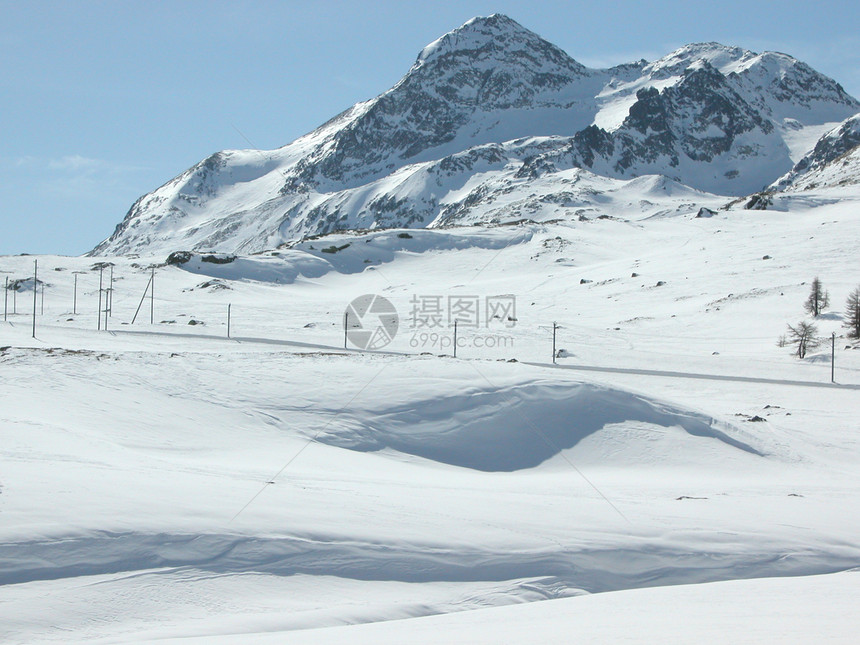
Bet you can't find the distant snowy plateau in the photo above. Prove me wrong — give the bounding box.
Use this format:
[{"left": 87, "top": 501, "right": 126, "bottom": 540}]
[{"left": 3, "top": 13, "right": 860, "bottom": 645}]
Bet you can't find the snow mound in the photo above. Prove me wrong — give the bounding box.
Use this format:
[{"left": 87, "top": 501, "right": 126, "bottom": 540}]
[
  {"left": 168, "top": 227, "right": 535, "bottom": 283},
  {"left": 317, "top": 381, "right": 762, "bottom": 471},
  {"left": 168, "top": 251, "right": 330, "bottom": 284}
]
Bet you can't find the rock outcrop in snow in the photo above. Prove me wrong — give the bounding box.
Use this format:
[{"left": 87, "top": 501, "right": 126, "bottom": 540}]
[{"left": 92, "top": 15, "right": 860, "bottom": 256}]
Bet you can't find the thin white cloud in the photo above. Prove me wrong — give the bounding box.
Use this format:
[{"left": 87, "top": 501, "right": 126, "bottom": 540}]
[
  {"left": 11, "top": 155, "right": 37, "bottom": 168},
  {"left": 47, "top": 155, "right": 105, "bottom": 172},
  {"left": 0, "top": 154, "right": 149, "bottom": 201},
  {"left": 2, "top": 154, "right": 147, "bottom": 175},
  {"left": 576, "top": 50, "right": 664, "bottom": 70}
]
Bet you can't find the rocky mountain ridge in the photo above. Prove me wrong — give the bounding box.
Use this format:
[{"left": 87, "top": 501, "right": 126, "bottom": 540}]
[
  {"left": 774, "top": 114, "right": 860, "bottom": 191},
  {"left": 93, "top": 14, "right": 860, "bottom": 256}
]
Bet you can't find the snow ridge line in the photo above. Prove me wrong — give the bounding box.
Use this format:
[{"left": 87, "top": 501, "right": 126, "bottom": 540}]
[{"left": 1, "top": 531, "right": 858, "bottom": 593}]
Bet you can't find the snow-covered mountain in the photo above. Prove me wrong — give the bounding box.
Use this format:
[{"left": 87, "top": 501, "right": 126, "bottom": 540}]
[
  {"left": 93, "top": 14, "right": 859, "bottom": 256},
  {"left": 773, "top": 113, "right": 860, "bottom": 191}
]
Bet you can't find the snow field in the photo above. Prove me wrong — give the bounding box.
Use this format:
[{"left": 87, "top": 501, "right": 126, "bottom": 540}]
[{"left": 1, "top": 194, "right": 859, "bottom": 642}]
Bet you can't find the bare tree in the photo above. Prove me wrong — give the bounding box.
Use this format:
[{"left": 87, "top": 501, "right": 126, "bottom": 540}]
[
  {"left": 845, "top": 286, "right": 860, "bottom": 339},
  {"left": 786, "top": 321, "right": 820, "bottom": 358},
  {"left": 804, "top": 277, "right": 829, "bottom": 317}
]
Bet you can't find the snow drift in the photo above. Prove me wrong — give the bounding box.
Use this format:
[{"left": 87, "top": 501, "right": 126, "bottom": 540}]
[{"left": 317, "top": 380, "right": 762, "bottom": 471}]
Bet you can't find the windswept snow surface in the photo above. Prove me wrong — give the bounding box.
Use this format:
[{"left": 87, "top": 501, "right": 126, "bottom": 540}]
[
  {"left": 2, "top": 194, "right": 860, "bottom": 642},
  {"left": 148, "top": 571, "right": 860, "bottom": 645}
]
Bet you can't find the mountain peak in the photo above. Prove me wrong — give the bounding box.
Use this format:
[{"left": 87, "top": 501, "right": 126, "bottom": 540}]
[
  {"left": 675, "top": 42, "right": 748, "bottom": 56},
  {"left": 417, "top": 14, "right": 527, "bottom": 60},
  {"left": 92, "top": 18, "right": 860, "bottom": 256},
  {"left": 646, "top": 42, "right": 752, "bottom": 78},
  {"left": 461, "top": 13, "right": 522, "bottom": 30},
  {"left": 415, "top": 14, "right": 583, "bottom": 73}
]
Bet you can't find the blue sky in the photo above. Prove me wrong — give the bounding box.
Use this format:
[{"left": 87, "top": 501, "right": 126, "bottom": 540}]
[{"left": 2, "top": 0, "right": 858, "bottom": 255}]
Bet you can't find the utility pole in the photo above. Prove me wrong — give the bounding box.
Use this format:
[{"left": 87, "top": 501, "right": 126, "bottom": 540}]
[
  {"left": 453, "top": 319, "right": 458, "bottom": 358},
  {"left": 108, "top": 265, "right": 113, "bottom": 318},
  {"left": 73, "top": 273, "right": 78, "bottom": 315},
  {"left": 98, "top": 267, "right": 103, "bottom": 331},
  {"left": 831, "top": 332, "right": 836, "bottom": 383},
  {"left": 227, "top": 304, "right": 232, "bottom": 338},
  {"left": 3, "top": 276, "right": 7, "bottom": 321},
  {"left": 344, "top": 311, "right": 349, "bottom": 349},
  {"left": 32, "top": 260, "right": 37, "bottom": 338},
  {"left": 552, "top": 322, "right": 558, "bottom": 364},
  {"left": 150, "top": 267, "right": 154, "bottom": 324}
]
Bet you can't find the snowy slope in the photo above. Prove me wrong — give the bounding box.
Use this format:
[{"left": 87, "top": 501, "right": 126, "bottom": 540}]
[
  {"left": 149, "top": 572, "right": 860, "bottom": 645},
  {"left": 4, "top": 14, "right": 860, "bottom": 643},
  {"left": 3, "top": 189, "right": 860, "bottom": 642},
  {"left": 92, "top": 15, "right": 859, "bottom": 256},
  {"left": 773, "top": 113, "right": 860, "bottom": 191}
]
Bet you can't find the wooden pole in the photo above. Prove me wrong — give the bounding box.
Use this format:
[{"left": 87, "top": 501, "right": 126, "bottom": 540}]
[
  {"left": 227, "top": 303, "right": 231, "bottom": 338},
  {"left": 552, "top": 322, "right": 558, "bottom": 364},
  {"left": 831, "top": 332, "right": 836, "bottom": 383},
  {"left": 73, "top": 273, "right": 77, "bottom": 315},
  {"left": 150, "top": 267, "right": 154, "bottom": 324},
  {"left": 453, "top": 319, "right": 458, "bottom": 358},
  {"left": 3, "top": 276, "right": 7, "bottom": 321},
  {"left": 98, "top": 267, "right": 103, "bottom": 331},
  {"left": 32, "top": 260, "right": 37, "bottom": 338}
]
